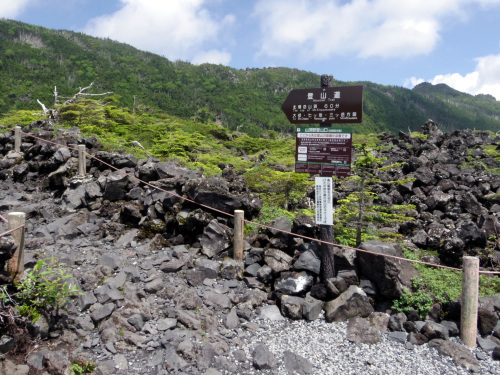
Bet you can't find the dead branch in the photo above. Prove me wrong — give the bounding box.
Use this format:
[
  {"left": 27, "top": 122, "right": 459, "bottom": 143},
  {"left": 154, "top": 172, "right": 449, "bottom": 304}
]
[
  {"left": 36, "top": 99, "right": 49, "bottom": 114},
  {"left": 34, "top": 82, "right": 113, "bottom": 123},
  {"left": 62, "top": 82, "right": 113, "bottom": 105}
]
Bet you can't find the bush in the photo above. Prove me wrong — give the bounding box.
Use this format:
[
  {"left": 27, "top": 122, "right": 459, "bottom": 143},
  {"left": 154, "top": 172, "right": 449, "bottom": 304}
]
[
  {"left": 392, "top": 278, "right": 434, "bottom": 319},
  {"left": 0, "top": 257, "right": 81, "bottom": 321}
]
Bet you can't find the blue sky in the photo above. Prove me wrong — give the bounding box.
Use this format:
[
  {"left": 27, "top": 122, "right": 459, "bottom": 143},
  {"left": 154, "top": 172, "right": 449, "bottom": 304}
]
[{"left": 2, "top": 0, "right": 500, "bottom": 100}]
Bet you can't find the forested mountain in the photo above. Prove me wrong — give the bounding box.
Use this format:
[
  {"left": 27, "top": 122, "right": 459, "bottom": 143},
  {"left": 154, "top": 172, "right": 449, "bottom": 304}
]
[{"left": 1, "top": 19, "right": 499, "bottom": 136}]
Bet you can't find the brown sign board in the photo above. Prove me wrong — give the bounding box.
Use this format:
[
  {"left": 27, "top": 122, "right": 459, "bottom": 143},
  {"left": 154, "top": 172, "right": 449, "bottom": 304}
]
[
  {"left": 295, "top": 127, "right": 352, "bottom": 177},
  {"left": 282, "top": 85, "right": 363, "bottom": 124}
]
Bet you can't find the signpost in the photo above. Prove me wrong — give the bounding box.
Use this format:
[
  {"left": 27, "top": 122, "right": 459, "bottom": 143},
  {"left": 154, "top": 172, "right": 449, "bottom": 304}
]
[
  {"left": 281, "top": 75, "right": 363, "bottom": 282},
  {"left": 281, "top": 86, "right": 363, "bottom": 124}
]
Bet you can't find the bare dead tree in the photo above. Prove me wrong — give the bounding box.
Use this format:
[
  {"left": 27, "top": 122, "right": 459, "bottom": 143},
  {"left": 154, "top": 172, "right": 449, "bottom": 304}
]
[{"left": 36, "top": 82, "right": 112, "bottom": 123}]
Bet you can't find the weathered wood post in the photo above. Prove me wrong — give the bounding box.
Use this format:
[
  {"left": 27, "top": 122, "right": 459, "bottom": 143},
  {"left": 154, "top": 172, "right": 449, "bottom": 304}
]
[
  {"left": 319, "top": 74, "right": 336, "bottom": 282},
  {"left": 7, "top": 212, "right": 26, "bottom": 282},
  {"left": 78, "top": 144, "right": 86, "bottom": 176},
  {"left": 233, "top": 210, "right": 244, "bottom": 263},
  {"left": 460, "top": 256, "right": 479, "bottom": 347},
  {"left": 14, "top": 126, "right": 21, "bottom": 153}
]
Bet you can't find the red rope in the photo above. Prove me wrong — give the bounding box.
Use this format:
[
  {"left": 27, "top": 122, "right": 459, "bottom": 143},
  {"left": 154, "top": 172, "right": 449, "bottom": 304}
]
[{"left": 0, "top": 225, "right": 24, "bottom": 239}]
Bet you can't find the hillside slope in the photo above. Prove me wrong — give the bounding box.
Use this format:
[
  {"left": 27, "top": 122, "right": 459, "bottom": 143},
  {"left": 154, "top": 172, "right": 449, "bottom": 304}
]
[{"left": 1, "top": 19, "right": 499, "bottom": 136}]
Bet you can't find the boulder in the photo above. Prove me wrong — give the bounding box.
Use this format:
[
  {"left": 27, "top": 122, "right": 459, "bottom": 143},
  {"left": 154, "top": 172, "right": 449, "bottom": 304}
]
[
  {"left": 283, "top": 350, "right": 313, "bottom": 375},
  {"left": 346, "top": 317, "right": 382, "bottom": 344},
  {"left": 280, "top": 295, "right": 305, "bottom": 320},
  {"left": 264, "top": 248, "right": 293, "bottom": 273},
  {"left": 200, "top": 220, "right": 231, "bottom": 258},
  {"left": 274, "top": 271, "right": 314, "bottom": 295},
  {"left": 293, "top": 249, "right": 321, "bottom": 275},
  {"left": 252, "top": 343, "right": 277, "bottom": 370},
  {"left": 102, "top": 170, "right": 129, "bottom": 201},
  {"left": 357, "top": 240, "right": 420, "bottom": 299},
  {"left": 428, "top": 339, "right": 479, "bottom": 373},
  {"left": 478, "top": 308, "right": 499, "bottom": 336},
  {"left": 324, "top": 285, "right": 374, "bottom": 322}
]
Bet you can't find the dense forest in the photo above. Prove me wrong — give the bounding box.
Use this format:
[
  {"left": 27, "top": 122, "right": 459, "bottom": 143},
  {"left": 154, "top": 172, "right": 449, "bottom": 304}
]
[{"left": 1, "top": 19, "right": 500, "bottom": 137}]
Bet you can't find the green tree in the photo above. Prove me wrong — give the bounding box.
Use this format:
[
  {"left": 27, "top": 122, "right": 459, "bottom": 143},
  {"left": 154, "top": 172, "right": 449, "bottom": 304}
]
[
  {"left": 245, "top": 166, "right": 311, "bottom": 210},
  {"left": 335, "top": 144, "right": 415, "bottom": 246}
]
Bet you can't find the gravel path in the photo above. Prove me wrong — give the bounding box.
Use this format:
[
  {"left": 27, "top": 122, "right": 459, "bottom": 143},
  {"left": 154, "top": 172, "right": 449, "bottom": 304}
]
[{"left": 231, "top": 314, "right": 500, "bottom": 375}]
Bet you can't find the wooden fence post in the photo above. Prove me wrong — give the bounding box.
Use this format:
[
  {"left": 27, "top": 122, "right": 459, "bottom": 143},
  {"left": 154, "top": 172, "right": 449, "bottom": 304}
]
[
  {"left": 78, "top": 144, "right": 86, "bottom": 176},
  {"left": 14, "top": 126, "right": 21, "bottom": 153},
  {"left": 233, "top": 210, "right": 244, "bottom": 263},
  {"left": 7, "top": 212, "right": 26, "bottom": 282},
  {"left": 460, "top": 256, "right": 479, "bottom": 347}
]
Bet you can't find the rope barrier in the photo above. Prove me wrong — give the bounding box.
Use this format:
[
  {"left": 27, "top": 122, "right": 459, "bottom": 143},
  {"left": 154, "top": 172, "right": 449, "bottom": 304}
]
[
  {"left": 18, "top": 130, "right": 500, "bottom": 275},
  {"left": 0, "top": 214, "right": 8, "bottom": 223},
  {"left": 0, "top": 225, "right": 25, "bottom": 239}
]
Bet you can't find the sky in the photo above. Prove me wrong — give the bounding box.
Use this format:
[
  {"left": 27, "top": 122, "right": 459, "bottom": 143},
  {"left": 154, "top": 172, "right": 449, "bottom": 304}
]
[{"left": 2, "top": 0, "right": 500, "bottom": 100}]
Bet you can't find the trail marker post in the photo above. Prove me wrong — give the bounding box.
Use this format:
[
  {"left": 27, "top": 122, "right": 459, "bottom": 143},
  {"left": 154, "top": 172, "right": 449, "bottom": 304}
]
[
  {"left": 78, "top": 144, "right": 87, "bottom": 176},
  {"left": 282, "top": 75, "right": 363, "bottom": 281},
  {"left": 460, "top": 256, "right": 479, "bottom": 347},
  {"left": 318, "top": 74, "right": 336, "bottom": 281},
  {"left": 14, "top": 126, "right": 21, "bottom": 153},
  {"left": 233, "top": 210, "right": 244, "bottom": 263},
  {"left": 7, "top": 212, "right": 26, "bottom": 282}
]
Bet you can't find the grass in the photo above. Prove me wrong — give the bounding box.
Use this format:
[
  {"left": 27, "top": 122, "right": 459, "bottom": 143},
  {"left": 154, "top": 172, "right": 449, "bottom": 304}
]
[{"left": 395, "top": 247, "right": 500, "bottom": 318}]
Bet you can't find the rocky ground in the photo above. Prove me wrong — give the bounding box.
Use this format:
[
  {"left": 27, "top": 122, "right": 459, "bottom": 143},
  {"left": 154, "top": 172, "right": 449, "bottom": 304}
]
[{"left": 0, "top": 121, "right": 499, "bottom": 374}]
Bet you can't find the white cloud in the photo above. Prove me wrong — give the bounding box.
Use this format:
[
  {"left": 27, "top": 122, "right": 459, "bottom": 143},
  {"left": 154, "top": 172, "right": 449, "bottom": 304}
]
[
  {"left": 192, "top": 49, "right": 232, "bottom": 66},
  {"left": 431, "top": 55, "right": 500, "bottom": 99},
  {"left": 406, "top": 54, "right": 500, "bottom": 100},
  {"left": 0, "top": 0, "right": 32, "bottom": 18},
  {"left": 253, "top": 0, "right": 500, "bottom": 61},
  {"left": 83, "top": 0, "right": 234, "bottom": 64},
  {"left": 404, "top": 77, "right": 425, "bottom": 88}
]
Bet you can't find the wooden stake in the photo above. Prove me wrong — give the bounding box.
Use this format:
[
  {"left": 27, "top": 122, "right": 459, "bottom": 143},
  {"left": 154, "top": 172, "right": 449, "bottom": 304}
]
[
  {"left": 78, "top": 144, "right": 86, "bottom": 176},
  {"left": 14, "top": 126, "right": 21, "bottom": 153},
  {"left": 7, "top": 212, "right": 26, "bottom": 282},
  {"left": 460, "top": 256, "right": 479, "bottom": 347},
  {"left": 233, "top": 210, "right": 244, "bottom": 263}
]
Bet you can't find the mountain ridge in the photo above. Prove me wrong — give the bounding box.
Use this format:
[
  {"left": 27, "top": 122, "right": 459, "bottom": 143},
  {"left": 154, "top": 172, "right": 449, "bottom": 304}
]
[{"left": 1, "top": 19, "right": 499, "bottom": 136}]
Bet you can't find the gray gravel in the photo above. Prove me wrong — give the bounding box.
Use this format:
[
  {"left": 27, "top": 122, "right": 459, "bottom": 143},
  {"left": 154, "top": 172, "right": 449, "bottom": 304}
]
[{"left": 230, "top": 313, "right": 500, "bottom": 375}]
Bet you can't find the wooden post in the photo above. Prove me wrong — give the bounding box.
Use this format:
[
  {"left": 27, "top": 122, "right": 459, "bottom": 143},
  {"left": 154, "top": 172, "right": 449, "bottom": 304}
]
[
  {"left": 319, "top": 74, "right": 336, "bottom": 282},
  {"left": 460, "top": 256, "right": 479, "bottom": 347},
  {"left": 78, "top": 144, "right": 86, "bottom": 176},
  {"left": 7, "top": 212, "right": 26, "bottom": 282},
  {"left": 14, "top": 126, "right": 21, "bottom": 153},
  {"left": 233, "top": 210, "right": 244, "bottom": 263}
]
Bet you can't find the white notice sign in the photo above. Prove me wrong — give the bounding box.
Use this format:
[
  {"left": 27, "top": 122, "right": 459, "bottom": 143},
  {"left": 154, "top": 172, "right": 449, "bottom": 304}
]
[{"left": 315, "top": 177, "right": 333, "bottom": 225}]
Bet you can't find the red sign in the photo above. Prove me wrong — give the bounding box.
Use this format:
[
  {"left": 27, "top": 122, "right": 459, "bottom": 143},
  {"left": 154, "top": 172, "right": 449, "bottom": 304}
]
[{"left": 282, "top": 86, "right": 363, "bottom": 124}]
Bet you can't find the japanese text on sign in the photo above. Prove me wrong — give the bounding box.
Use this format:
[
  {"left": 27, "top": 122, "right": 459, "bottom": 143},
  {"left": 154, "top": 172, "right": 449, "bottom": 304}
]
[
  {"left": 281, "top": 86, "right": 363, "bottom": 124},
  {"left": 315, "top": 177, "right": 333, "bottom": 225},
  {"left": 295, "top": 127, "right": 352, "bottom": 176}
]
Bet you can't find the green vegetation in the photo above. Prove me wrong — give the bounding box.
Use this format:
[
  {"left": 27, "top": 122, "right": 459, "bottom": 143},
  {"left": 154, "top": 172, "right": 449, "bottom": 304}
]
[
  {"left": 459, "top": 139, "right": 500, "bottom": 175},
  {"left": 1, "top": 19, "right": 500, "bottom": 138},
  {"left": 70, "top": 361, "right": 96, "bottom": 375},
  {"left": 334, "top": 144, "right": 416, "bottom": 247},
  {"left": 245, "top": 166, "right": 312, "bottom": 210},
  {"left": 394, "top": 248, "right": 500, "bottom": 318},
  {"left": 0, "top": 257, "right": 81, "bottom": 321},
  {"left": 392, "top": 278, "right": 435, "bottom": 319}
]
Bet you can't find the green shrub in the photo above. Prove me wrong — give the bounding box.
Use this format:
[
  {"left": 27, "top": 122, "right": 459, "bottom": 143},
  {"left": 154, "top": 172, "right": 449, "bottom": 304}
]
[
  {"left": 396, "top": 248, "right": 500, "bottom": 319},
  {"left": 70, "top": 361, "right": 96, "bottom": 375},
  {"left": 392, "top": 278, "right": 434, "bottom": 319},
  {"left": 0, "top": 257, "right": 81, "bottom": 321}
]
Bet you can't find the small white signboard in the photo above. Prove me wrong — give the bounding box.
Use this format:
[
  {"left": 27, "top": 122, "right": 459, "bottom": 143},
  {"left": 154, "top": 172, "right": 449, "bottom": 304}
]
[{"left": 315, "top": 177, "right": 333, "bottom": 225}]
